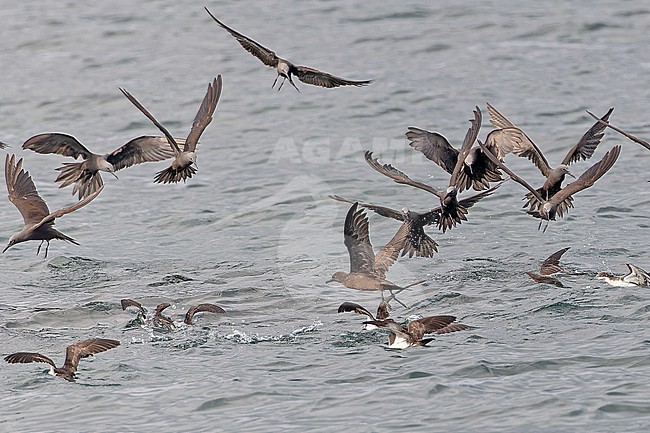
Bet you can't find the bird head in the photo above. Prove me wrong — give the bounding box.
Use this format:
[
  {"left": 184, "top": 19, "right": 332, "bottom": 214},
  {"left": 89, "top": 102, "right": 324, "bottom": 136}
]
[
  {"left": 541, "top": 202, "right": 557, "bottom": 221},
  {"left": 558, "top": 164, "right": 575, "bottom": 179},
  {"left": 3, "top": 235, "right": 19, "bottom": 253}
]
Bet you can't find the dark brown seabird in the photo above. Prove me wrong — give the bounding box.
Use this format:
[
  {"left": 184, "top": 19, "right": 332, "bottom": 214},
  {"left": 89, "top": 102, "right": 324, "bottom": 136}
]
[
  {"left": 526, "top": 247, "right": 570, "bottom": 287},
  {"left": 3, "top": 154, "right": 103, "bottom": 258},
  {"left": 121, "top": 299, "right": 174, "bottom": 330},
  {"left": 184, "top": 303, "right": 226, "bottom": 325},
  {"left": 363, "top": 315, "right": 469, "bottom": 349},
  {"left": 22, "top": 133, "right": 181, "bottom": 199},
  {"left": 204, "top": 8, "right": 372, "bottom": 92},
  {"left": 120, "top": 75, "right": 222, "bottom": 184},
  {"left": 364, "top": 151, "right": 500, "bottom": 233},
  {"left": 405, "top": 114, "right": 525, "bottom": 192},
  {"left": 329, "top": 194, "right": 439, "bottom": 258},
  {"left": 487, "top": 103, "right": 614, "bottom": 212},
  {"left": 328, "top": 203, "right": 425, "bottom": 300},
  {"left": 4, "top": 338, "right": 120, "bottom": 381},
  {"left": 586, "top": 110, "right": 650, "bottom": 151},
  {"left": 597, "top": 263, "right": 650, "bottom": 287},
  {"left": 478, "top": 142, "right": 621, "bottom": 231}
]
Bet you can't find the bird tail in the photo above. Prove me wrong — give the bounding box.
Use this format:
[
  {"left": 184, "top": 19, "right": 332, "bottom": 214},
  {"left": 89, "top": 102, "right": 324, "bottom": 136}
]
[
  {"left": 52, "top": 228, "right": 79, "bottom": 245},
  {"left": 55, "top": 163, "right": 103, "bottom": 200},
  {"left": 154, "top": 164, "right": 197, "bottom": 184},
  {"left": 403, "top": 279, "right": 426, "bottom": 289},
  {"left": 419, "top": 338, "right": 434, "bottom": 346}
]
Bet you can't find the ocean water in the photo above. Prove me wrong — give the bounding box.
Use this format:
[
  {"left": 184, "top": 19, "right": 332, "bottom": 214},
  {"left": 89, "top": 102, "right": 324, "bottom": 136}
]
[{"left": 1, "top": 0, "right": 650, "bottom": 431}]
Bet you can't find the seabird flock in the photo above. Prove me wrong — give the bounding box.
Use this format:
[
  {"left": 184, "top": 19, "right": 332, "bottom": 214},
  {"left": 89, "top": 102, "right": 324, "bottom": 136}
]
[{"left": 3, "top": 7, "right": 650, "bottom": 379}]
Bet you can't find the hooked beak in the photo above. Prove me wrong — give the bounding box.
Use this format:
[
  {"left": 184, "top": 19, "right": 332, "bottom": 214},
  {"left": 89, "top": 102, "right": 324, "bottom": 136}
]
[
  {"left": 109, "top": 171, "right": 119, "bottom": 179},
  {"left": 3, "top": 244, "right": 11, "bottom": 253},
  {"left": 566, "top": 171, "right": 575, "bottom": 179},
  {"left": 326, "top": 278, "right": 334, "bottom": 284}
]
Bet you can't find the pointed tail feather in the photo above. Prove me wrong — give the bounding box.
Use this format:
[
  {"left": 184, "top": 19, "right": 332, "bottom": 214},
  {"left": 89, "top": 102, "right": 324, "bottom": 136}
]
[
  {"left": 154, "top": 164, "right": 197, "bottom": 184},
  {"left": 52, "top": 229, "right": 79, "bottom": 245}
]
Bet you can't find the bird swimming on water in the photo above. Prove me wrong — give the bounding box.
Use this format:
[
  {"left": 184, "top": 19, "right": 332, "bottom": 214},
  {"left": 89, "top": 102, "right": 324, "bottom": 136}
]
[
  {"left": 338, "top": 300, "right": 390, "bottom": 330},
  {"left": 121, "top": 299, "right": 175, "bottom": 330},
  {"left": 597, "top": 263, "right": 649, "bottom": 287},
  {"left": 184, "top": 303, "right": 226, "bottom": 325},
  {"left": 4, "top": 338, "right": 120, "bottom": 381},
  {"left": 363, "top": 315, "right": 469, "bottom": 349},
  {"left": 204, "top": 8, "right": 372, "bottom": 92},
  {"left": 478, "top": 142, "right": 621, "bottom": 232},
  {"left": 3, "top": 154, "right": 103, "bottom": 258},
  {"left": 120, "top": 75, "right": 222, "bottom": 184},
  {"left": 328, "top": 203, "right": 425, "bottom": 301},
  {"left": 22, "top": 133, "right": 182, "bottom": 199},
  {"left": 487, "top": 103, "right": 614, "bottom": 212}
]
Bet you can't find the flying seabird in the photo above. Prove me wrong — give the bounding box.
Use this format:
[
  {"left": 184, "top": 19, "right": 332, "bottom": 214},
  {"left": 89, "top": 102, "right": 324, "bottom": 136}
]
[
  {"left": 184, "top": 303, "right": 226, "bottom": 325},
  {"left": 338, "top": 300, "right": 389, "bottom": 330},
  {"left": 364, "top": 151, "right": 500, "bottom": 233},
  {"left": 22, "top": 133, "right": 182, "bottom": 199},
  {"left": 526, "top": 247, "right": 570, "bottom": 287},
  {"left": 405, "top": 112, "right": 524, "bottom": 192},
  {"left": 121, "top": 299, "right": 174, "bottom": 330},
  {"left": 204, "top": 8, "right": 371, "bottom": 92},
  {"left": 3, "top": 154, "right": 103, "bottom": 258},
  {"left": 487, "top": 103, "right": 614, "bottom": 212},
  {"left": 329, "top": 194, "right": 439, "bottom": 258},
  {"left": 120, "top": 75, "right": 222, "bottom": 184},
  {"left": 597, "top": 263, "right": 650, "bottom": 287},
  {"left": 4, "top": 338, "right": 120, "bottom": 381},
  {"left": 478, "top": 142, "right": 621, "bottom": 231},
  {"left": 363, "top": 315, "right": 469, "bottom": 349},
  {"left": 327, "top": 203, "right": 425, "bottom": 300},
  {"left": 586, "top": 110, "right": 650, "bottom": 151}
]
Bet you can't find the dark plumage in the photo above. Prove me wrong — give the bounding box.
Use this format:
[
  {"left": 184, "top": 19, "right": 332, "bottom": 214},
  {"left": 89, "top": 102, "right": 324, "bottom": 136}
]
[
  {"left": 205, "top": 8, "right": 371, "bottom": 92},
  {"left": 363, "top": 315, "right": 469, "bottom": 349},
  {"left": 478, "top": 141, "right": 621, "bottom": 231},
  {"left": 184, "top": 304, "right": 226, "bottom": 325},
  {"left": 586, "top": 110, "right": 650, "bottom": 151},
  {"left": 4, "top": 338, "right": 120, "bottom": 381},
  {"left": 487, "top": 103, "right": 614, "bottom": 212},
  {"left": 120, "top": 75, "right": 222, "bottom": 184},
  {"left": 3, "top": 154, "right": 103, "bottom": 257}
]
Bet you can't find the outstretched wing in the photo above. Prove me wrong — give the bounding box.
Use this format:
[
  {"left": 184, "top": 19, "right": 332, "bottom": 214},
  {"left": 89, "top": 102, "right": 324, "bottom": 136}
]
[
  {"left": 548, "top": 145, "right": 621, "bottom": 212},
  {"left": 291, "top": 65, "right": 372, "bottom": 88},
  {"left": 364, "top": 151, "right": 442, "bottom": 198},
  {"left": 373, "top": 220, "right": 408, "bottom": 279},
  {"left": 120, "top": 88, "right": 182, "bottom": 155},
  {"left": 4, "top": 352, "right": 56, "bottom": 368},
  {"left": 107, "top": 136, "right": 178, "bottom": 171},
  {"left": 405, "top": 127, "right": 458, "bottom": 175},
  {"left": 63, "top": 338, "right": 120, "bottom": 373},
  {"left": 205, "top": 8, "right": 279, "bottom": 68},
  {"left": 184, "top": 303, "right": 226, "bottom": 325},
  {"left": 343, "top": 203, "right": 376, "bottom": 275},
  {"left": 184, "top": 75, "right": 223, "bottom": 152},
  {"left": 23, "top": 133, "right": 92, "bottom": 160},
  {"left": 32, "top": 185, "right": 104, "bottom": 232},
  {"left": 561, "top": 108, "right": 613, "bottom": 166},
  {"left": 337, "top": 302, "right": 375, "bottom": 320},
  {"left": 5, "top": 154, "right": 51, "bottom": 226},
  {"left": 449, "top": 106, "right": 482, "bottom": 188},
  {"left": 329, "top": 194, "right": 405, "bottom": 221},
  {"left": 586, "top": 110, "right": 650, "bottom": 151},
  {"left": 487, "top": 102, "right": 517, "bottom": 129},
  {"left": 540, "top": 247, "right": 570, "bottom": 275}
]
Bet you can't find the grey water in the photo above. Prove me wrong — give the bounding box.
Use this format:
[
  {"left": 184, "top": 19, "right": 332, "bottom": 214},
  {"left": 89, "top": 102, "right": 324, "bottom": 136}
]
[{"left": 1, "top": 0, "right": 650, "bottom": 431}]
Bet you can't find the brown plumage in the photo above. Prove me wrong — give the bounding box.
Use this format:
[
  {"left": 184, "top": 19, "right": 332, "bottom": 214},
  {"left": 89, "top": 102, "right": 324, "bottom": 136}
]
[
  {"left": 328, "top": 203, "right": 425, "bottom": 298},
  {"left": 23, "top": 133, "right": 180, "bottom": 199},
  {"left": 478, "top": 141, "right": 621, "bottom": 231},
  {"left": 329, "top": 194, "right": 439, "bottom": 258},
  {"left": 3, "top": 154, "right": 103, "bottom": 258},
  {"left": 120, "top": 75, "right": 222, "bottom": 184},
  {"left": 184, "top": 303, "right": 226, "bottom": 325},
  {"left": 487, "top": 103, "right": 613, "bottom": 212},
  {"left": 585, "top": 110, "right": 650, "bottom": 151},
  {"left": 205, "top": 8, "right": 371, "bottom": 92},
  {"left": 4, "top": 338, "right": 120, "bottom": 381}
]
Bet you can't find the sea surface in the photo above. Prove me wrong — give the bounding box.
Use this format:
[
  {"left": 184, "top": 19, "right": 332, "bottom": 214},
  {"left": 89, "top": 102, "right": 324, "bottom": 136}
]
[{"left": 1, "top": 1, "right": 650, "bottom": 432}]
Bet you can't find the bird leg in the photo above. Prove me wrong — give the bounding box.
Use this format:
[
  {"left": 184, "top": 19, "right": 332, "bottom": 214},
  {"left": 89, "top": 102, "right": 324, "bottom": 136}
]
[
  {"left": 383, "top": 289, "right": 408, "bottom": 309},
  {"left": 36, "top": 240, "right": 45, "bottom": 256},
  {"left": 287, "top": 74, "right": 301, "bottom": 93},
  {"left": 44, "top": 240, "right": 51, "bottom": 258},
  {"left": 272, "top": 74, "right": 279, "bottom": 89},
  {"left": 277, "top": 76, "right": 286, "bottom": 92}
]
